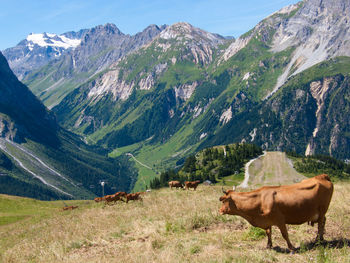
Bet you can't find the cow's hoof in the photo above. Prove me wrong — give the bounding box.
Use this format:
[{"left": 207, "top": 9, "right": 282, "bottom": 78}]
[{"left": 288, "top": 247, "right": 296, "bottom": 254}]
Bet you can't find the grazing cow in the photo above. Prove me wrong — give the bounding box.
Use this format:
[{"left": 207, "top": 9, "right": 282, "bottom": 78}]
[
  {"left": 62, "top": 206, "right": 78, "bottom": 211},
  {"left": 184, "top": 180, "right": 201, "bottom": 190},
  {"left": 168, "top": 181, "right": 183, "bottom": 189},
  {"left": 219, "top": 174, "right": 333, "bottom": 251},
  {"left": 126, "top": 193, "right": 142, "bottom": 203},
  {"left": 114, "top": 191, "right": 127, "bottom": 199},
  {"left": 104, "top": 193, "right": 126, "bottom": 205}
]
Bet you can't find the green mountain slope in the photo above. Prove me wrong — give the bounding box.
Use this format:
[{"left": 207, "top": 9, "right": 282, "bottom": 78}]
[
  {"left": 0, "top": 52, "right": 137, "bottom": 200},
  {"left": 203, "top": 57, "right": 350, "bottom": 159}
]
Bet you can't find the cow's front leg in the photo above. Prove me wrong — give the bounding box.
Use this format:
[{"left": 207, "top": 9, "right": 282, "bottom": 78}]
[
  {"left": 266, "top": 227, "right": 272, "bottom": 249},
  {"left": 278, "top": 224, "right": 296, "bottom": 251}
]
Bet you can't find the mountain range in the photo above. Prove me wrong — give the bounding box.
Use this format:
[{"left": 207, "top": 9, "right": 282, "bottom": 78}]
[
  {"left": 3, "top": 24, "right": 167, "bottom": 109},
  {"left": 2, "top": 0, "right": 350, "bottom": 193}
]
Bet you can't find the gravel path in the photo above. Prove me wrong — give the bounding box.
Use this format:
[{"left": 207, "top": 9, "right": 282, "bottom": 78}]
[{"left": 239, "top": 151, "right": 305, "bottom": 188}]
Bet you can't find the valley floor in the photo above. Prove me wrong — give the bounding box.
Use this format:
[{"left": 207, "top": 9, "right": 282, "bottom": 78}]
[{"left": 1, "top": 182, "right": 349, "bottom": 262}]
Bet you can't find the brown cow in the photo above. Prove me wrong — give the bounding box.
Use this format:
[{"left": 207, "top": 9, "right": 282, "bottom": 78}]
[
  {"left": 105, "top": 193, "right": 126, "bottom": 205},
  {"left": 168, "top": 181, "right": 183, "bottom": 189},
  {"left": 62, "top": 206, "right": 78, "bottom": 211},
  {"left": 114, "top": 191, "right": 127, "bottom": 199},
  {"left": 219, "top": 174, "right": 333, "bottom": 251},
  {"left": 125, "top": 193, "right": 142, "bottom": 203},
  {"left": 184, "top": 180, "right": 201, "bottom": 190}
]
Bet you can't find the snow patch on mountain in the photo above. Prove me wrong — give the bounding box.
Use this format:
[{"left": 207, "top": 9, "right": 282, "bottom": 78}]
[{"left": 26, "top": 33, "right": 81, "bottom": 49}]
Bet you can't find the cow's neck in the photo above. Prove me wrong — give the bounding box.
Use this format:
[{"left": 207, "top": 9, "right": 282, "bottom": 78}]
[{"left": 233, "top": 194, "right": 263, "bottom": 227}]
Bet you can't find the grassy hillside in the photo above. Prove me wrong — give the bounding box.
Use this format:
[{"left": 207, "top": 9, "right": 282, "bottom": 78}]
[{"left": 1, "top": 182, "right": 349, "bottom": 262}]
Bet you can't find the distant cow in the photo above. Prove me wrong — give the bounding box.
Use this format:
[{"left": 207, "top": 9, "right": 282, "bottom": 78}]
[
  {"left": 94, "top": 197, "right": 105, "bottom": 202},
  {"left": 114, "top": 191, "right": 127, "bottom": 198},
  {"left": 105, "top": 192, "right": 126, "bottom": 205},
  {"left": 62, "top": 206, "right": 78, "bottom": 211},
  {"left": 184, "top": 180, "right": 201, "bottom": 190},
  {"left": 219, "top": 174, "right": 333, "bottom": 251},
  {"left": 126, "top": 193, "right": 142, "bottom": 203},
  {"left": 168, "top": 181, "right": 183, "bottom": 189}
]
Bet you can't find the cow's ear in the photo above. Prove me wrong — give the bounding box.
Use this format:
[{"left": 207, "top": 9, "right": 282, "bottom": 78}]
[{"left": 219, "top": 196, "right": 227, "bottom": 202}]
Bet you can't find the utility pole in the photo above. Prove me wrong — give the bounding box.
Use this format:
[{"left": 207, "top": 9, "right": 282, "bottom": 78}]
[{"left": 101, "top": 181, "right": 105, "bottom": 197}]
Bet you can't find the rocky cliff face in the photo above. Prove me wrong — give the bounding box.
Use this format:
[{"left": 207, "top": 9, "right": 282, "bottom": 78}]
[
  {"left": 221, "top": 0, "right": 350, "bottom": 96},
  {"left": 271, "top": 0, "right": 350, "bottom": 90}
]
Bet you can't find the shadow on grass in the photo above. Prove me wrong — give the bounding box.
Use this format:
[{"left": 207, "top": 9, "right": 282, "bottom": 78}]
[{"left": 272, "top": 239, "right": 350, "bottom": 254}]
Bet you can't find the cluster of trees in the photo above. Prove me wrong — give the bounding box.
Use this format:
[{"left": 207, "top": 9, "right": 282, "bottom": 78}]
[
  {"left": 201, "top": 143, "right": 262, "bottom": 179},
  {"left": 149, "top": 143, "right": 262, "bottom": 189},
  {"left": 287, "top": 152, "right": 350, "bottom": 180}
]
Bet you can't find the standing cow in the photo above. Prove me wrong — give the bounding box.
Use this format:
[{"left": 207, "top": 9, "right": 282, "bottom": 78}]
[
  {"left": 125, "top": 193, "right": 142, "bottom": 203},
  {"left": 168, "top": 181, "right": 183, "bottom": 189},
  {"left": 219, "top": 174, "right": 333, "bottom": 251},
  {"left": 104, "top": 192, "right": 127, "bottom": 205},
  {"left": 184, "top": 180, "right": 201, "bottom": 190}
]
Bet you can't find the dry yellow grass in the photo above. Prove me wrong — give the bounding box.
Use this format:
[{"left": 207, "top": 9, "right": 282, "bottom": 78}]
[{"left": 1, "top": 182, "right": 349, "bottom": 263}]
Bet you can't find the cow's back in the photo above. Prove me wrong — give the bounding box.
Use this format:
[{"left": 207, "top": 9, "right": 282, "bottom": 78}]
[{"left": 272, "top": 175, "right": 333, "bottom": 224}]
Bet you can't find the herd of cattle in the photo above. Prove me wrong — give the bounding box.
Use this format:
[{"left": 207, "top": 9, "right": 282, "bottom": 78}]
[
  {"left": 94, "top": 191, "right": 145, "bottom": 205},
  {"left": 168, "top": 180, "right": 201, "bottom": 190},
  {"left": 92, "top": 180, "right": 201, "bottom": 205},
  {"left": 62, "top": 175, "right": 334, "bottom": 251}
]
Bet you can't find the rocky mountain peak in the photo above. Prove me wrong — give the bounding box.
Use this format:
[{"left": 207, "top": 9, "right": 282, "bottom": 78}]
[
  {"left": 81, "top": 23, "right": 124, "bottom": 44},
  {"left": 2, "top": 29, "right": 86, "bottom": 80},
  {"left": 159, "top": 22, "right": 225, "bottom": 45},
  {"left": 132, "top": 24, "right": 168, "bottom": 46},
  {"left": 92, "top": 23, "right": 122, "bottom": 35}
]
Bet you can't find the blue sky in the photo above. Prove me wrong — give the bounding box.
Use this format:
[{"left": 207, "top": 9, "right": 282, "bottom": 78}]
[{"left": 0, "top": 0, "right": 299, "bottom": 50}]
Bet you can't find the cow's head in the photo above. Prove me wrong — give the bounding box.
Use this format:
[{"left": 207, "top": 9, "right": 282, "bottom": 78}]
[{"left": 219, "top": 187, "right": 238, "bottom": 215}]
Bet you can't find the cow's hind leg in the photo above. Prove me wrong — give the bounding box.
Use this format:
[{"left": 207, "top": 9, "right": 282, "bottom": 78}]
[
  {"left": 266, "top": 227, "right": 272, "bottom": 249},
  {"left": 316, "top": 216, "right": 326, "bottom": 242},
  {"left": 278, "top": 224, "right": 296, "bottom": 251}
]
